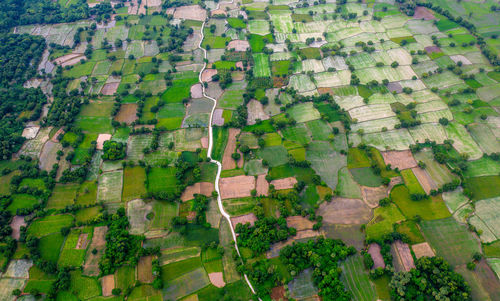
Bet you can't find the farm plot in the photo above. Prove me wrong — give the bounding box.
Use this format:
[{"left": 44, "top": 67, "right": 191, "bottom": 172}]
[
  {"left": 362, "top": 129, "right": 415, "bottom": 151},
  {"left": 127, "top": 134, "right": 153, "bottom": 161},
  {"left": 470, "top": 197, "right": 500, "bottom": 243},
  {"left": 366, "top": 204, "right": 405, "bottom": 241},
  {"left": 322, "top": 55, "right": 348, "bottom": 70},
  {"left": 28, "top": 214, "right": 73, "bottom": 237},
  {"left": 97, "top": 170, "right": 123, "bottom": 203},
  {"left": 445, "top": 122, "right": 483, "bottom": 160},
  {"left": 163, "top": 267, "right": 210, "bottom": 301},
  {"left": 281, "top": 123, "right": 311, "bottom": 145},
  {"left": 248, "top": 20, "right": 270, "bottom": 35},
  {"left": 348, "top": 104, "right": 395, "bottom": 123},
  {"left": 253, "top": 53, "right": 271, "bottom": 77},
  {"left": 287, "top": 102, "right": 320, "bottom": 123},
  {"left": 468, "top": 123, "right": 500, "bottom": 155},
  {"left": 288, "top": 74, "right": 316, "bottom": 92},
  {"left": 417, "top": 109, "right": 453, "bottom": 123},
  {"left": 58, "top": 228, "right": 92, "bottom": 267},
  {"left": 313, "top": 70, "right": 351, "bottom": 87},
  {"left": 318, "top": 198, "right": 372, "bottom": 225},
  {"left": 270, "top": 12, "right": 294, "bottom": 33},
  {"left": 442, "top": 187, "right": 470, "bottom": 214},
  {"left": 307, "top": 141, "right": 345, "bottom": 189},
  {"left": 408, "top": 123, "right": 447, "bottom": 144},
  {"left": 356, "top": 66, "right": 416, "bottom": 83},
  {"left": 420, "top": 217, "right": 480, "bottom": 266},
  {"left": 298, "top": 59, "right": 325, "bottom": 73},
  {"left": 288, "top": 268, "right": 318, "bottom": 300}
]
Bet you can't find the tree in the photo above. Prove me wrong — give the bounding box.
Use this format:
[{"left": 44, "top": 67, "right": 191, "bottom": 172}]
[{"left": 102, "top": 141, "right": 126, "bottom": 160}]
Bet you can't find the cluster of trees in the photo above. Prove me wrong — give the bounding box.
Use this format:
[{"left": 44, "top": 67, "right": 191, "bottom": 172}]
[
  {"left": 99, "top": 208, "right": 142, "bottom": 275},
  {"left": 390, "top": 256, "right": 471, "bottom": 300},
  {"left": 235, "top": 217, "right": 296, "bottom": 254},
  {"left": 0, "top": 0, "right": 88, "bottom": 32},
  {"left": 102, "top": 141, "right": 126, "bottom": 160},
  {"left": 280, "top": 238, "right": 356, "bottom": 300}
]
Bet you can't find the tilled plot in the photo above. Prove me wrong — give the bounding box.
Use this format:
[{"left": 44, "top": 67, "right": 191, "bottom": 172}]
[
  {"left": 219, "top": 175, "right": 255, "bottom": 199},
  {"left": 318, "top": 198, "right": 372, "bottom": 225},
  {"left": 381, "top": 150, "right": 417, "bottom": 170}
]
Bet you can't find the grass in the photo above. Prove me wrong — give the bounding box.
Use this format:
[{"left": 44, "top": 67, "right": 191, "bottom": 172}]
[
  {"left": 197, "top": 280, "right": 253, "bottom": 301},
  {"left": 258, "top": 145, "right": 289, "bottom": 167},
  {"left": 150, "top": 201, "right": 177, "bottom": 230},
  {"left": 227, "top": 17, "right": 246, "bottom": 29},
  {"left": 281, "top": 124, "right": 311, "bottom": 146},
  {"left": 465, "top": 175, "right": 500, "bottom": 200},
  {"left": 202, "top": 36, "right": 231, "bottom": 48},
  {"left": 391, "top": 185, "right": 451, "bottom": 220},
  {"left": 212, "top": 126, "right": 228, "bottom": 161},
  {"left": 484, "top": 241, "right": 500, "bottom": 258},
  {"left": 75, "top": 206, "right": 101, "bottom": 223},
  {"left": 161, "top": 257, "right": 202, "bottom": 282},
  {"left": 161, "top": 76, "right": 198, "bottom": 104},
  {"left": 115, "top": 265, "right": 136, "bottom": 290},
  {"left": 395, "top": 220, "right": 425, "bottom": 244},
  {"left": 350, "top": 167, "right": 383, "bottom": 187},
  {"left": 400, "top": 169, "right": 426, "bottom": 195},
  {"left": 287, "top": 102, "right": 320, "bottom": 123},
  {"left": 147, "top": 167, "right": 178, "bottom": 194},
  {"left": 7, "top": 194, "right": 39, "bottom": 215},
  {"left": 347, "top": 148, "right": 371, "bottom": 169},
  {"left": 253, "top": 53, "right": 271, "bottom": 77},
  {"left": 341, "top": 254, "right": 377, "bottom": 301},
  {"left": 76, "top": 181, "right": 97, "bottom": 205},
  {"left": 122, "top": 166, "right": 147, "bottom": 201},
  {"left": 248, "top": 34, "right": 273, "bottom": 52},
  {"left": 58, "top": 228, "right": 92, "bottom": 268},
  {"left": 67, "top": 270, "right": 101, "bottom": 300},
  {"left": 39, "top": 233, "right": 64, "bottom": 263},
  {"left": 28, "top": 214, "right": 74, "bottom": 237},
  {"left": 272, "top": 60, "right": 290, "bottom": 77},
  {"left": 366, "top": 203, "right": 405, "bottom": 241},
  {"left": 47, "top": 184, "right": 78, "bottom": 209},
  {"left": 420, "top": 217, "right": 481, "bottom": 266}
]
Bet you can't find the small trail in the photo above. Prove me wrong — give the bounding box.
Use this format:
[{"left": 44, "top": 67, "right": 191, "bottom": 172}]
[{"left": 196, "top": 3, "right": 260, "bottom": 297}]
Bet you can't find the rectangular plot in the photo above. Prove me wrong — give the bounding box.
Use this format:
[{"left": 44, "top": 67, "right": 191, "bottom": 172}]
[
  {"left": 409, "top": 123, "right": 447, "bottom": 144},
  {"left": 445, "top": 122, "right": 483, "bottom": 160},
  {"left": 313, "top": 70, "right": 351, "bottom": 87},
  {"left": 417, "top": 109, "right": 453, "bottom": 123},
  {"left": 127, "top": 134, "right": 153, "bottom": 161},
  {"left": 253, "top": 53, "right": 271, "bottom": 77},
  {"left": 288, "top": 74, "right": 316, "bottom": 92},
  {"left": 348, "top": 104, "right": 395, "bottom": 123},
  {"left": 341, "top": 254, "right": 377, "bottom": 301},
  {"left": 162, "top": 267, "right": 209, "bottom": 300},
  {"left": 97, "top": 170, "right": 123, "bottom": 203},
  {"left": 422, "top": 71, "right": 463, "bottom": 88},
  {"left": 362, "top": 129, "right": 415, "bottom": 151},
  {"left": 355, "top": 66, "right": 416, "bottom": 83},
  {"left": 351, "top": 117, "right": 399, "bottom": 134},
  {"left": 468, "top": 123, "right": 500, "bottom": 155}
]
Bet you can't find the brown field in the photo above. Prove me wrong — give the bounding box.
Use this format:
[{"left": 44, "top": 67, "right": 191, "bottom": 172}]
[
  {"left": 201, "top": 69, "right": 217, "bottom": 82},
  {"left": 286, "top": 216, "right": 314, "bottom": 231},
  {"left": 412, "top": 242, "right": 435, "bottom": 259},
  {"left": 101, "top": 82, "right": 119, "bottom": 95},
  {"left": 114, "top": 103, "right": 138, "bottom": 124},
  {"left": 190, "top": 83, "right": 203, "bottom": 99},
  {"left": 208, "top": 272, "right": 225, "bottom": 288},
  {"left": 247, "top": 100, "right": 270, "bottom": 125},
  {"left": 181, "top": 182, "right": 214, "bottom": 202},
  {"left": 96, "top": 134, "right": 112, "bottom": 150},
  {"left": 38, "top": 140, "right": 61, "bottom": 171},
  {"left": 137, "top": 256, "right": 153, "bottom": 283},
  {"left": 83, "top": 226, "right": 108, "bottom": 276},
  {"left": 392, "top": 240, "right": 415, "bottom": 272},
  {"left": 101, "top": 274, "right": 115, "bottom": 297},
  {"left": 411, "top": 167, "right": 437, "bottom": 194},
  {"left": 10, "top": 216, "right": 26, "bottom": 240},
  {"left": 318, "top": 198, "right": 372, "bottom": 225},
  {"left": 270, "top": 177, "right": 297, "bottom": 190},
  {"left": 22, "top": 126, "right": 39, "bottom": 139},
  {"left": 368, "top": 243, "right": 385, "bottom": 269},
  {"left": 201, "top": 137, "right": 208, "bottom": 149},
  {"left": 227, "top": 40, "right": 250, "bottom": 52},
  {"left": 256, "top": 174, "right": 269, "bottom": 195},
  {"left": 232, "top": 71, "right": 245, "bottom": 81},
  {"left": 211, "top": 9, "right": 226, "bottom": 16},
  {"left": 76, "top": 233, "right": 89, "bottom": 249},
  {"left": 173, "top": 5, "right": 207, "bottom": 21},
  {"left": 146, "top": 0, "right": 162, "bottom": 6},
  {"left": 231, "top": 213, "right": 257, "bottom": 227},
  {"left": 212, "top": 109, "right": 224, "bottom": 126},
  {"left": 222, "top": 128, "right": 241, "bottom": 170},
  {"left": 267, "top": 230, "right": 322, "bottom": 258},
  {"left": 317, "top": 87, "right": 334, "bottom": 95},
  {"left": 387, "top": 82, "right": 403, "bottom": 94},
  {"left": 381, "top": 150, "right": 417, "bottom": 170},
  {"left": 271, "top": 286, "right": 287, "bottom": 301},
  {"left": 361, "top": 186, "right": 388, "bottom": 208},
  {"left": 425, "top": 46, "right": 442, "bottom": 54},
  {"left": 414, "top": 6, "right": 435, "bottom": 20}
]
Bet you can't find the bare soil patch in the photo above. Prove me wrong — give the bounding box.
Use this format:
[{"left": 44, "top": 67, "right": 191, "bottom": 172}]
[
  {"left": 411, "top": 167, "right": 437, "bottom": 194},
  {"left": 222, "top": 128, "right": 241, "bottom": 170},
  {"left": 101, "top": 82, "right": 119, "bottom": 95},
  {"left": 412, "top": 242, "right": 435, "bottom": 259},
  {"left": 317, "top": 87, "right": 334, "bottom": 95},
  {"left": 114, "top": 103, "right": 138, "bottom": 124},
  {"left": 10, "top": 216, "right": 26, "bottom": 240},
  {"left": 173, "top": 5, "right": 207, "bottom": 21},
  {"left": 219, "top": 175, "right": 255, "bottom": 199},
  {"left": 38, "top": 140, "right": 61, "bottom": 171},
  {"left": 201, "top": 69, "right": 217, "bottom": 82},
  {"left": 392, "top": 240, "right": 415, "bottom": 272},
  {"left": 137, "top": 256, "right": 153, "bottom": 283},
  {"left": 267, "top": 230, "right": 322, "bottom": 258},
  {"left": 211, "top": 9, "right": 226, "bottom": 17},
  {"left": 101, "top": 274, "right": 115, "bottom": 297},
  {"left": 414, "top": 6, "right": 435, "bottom": 20},
  {"left": 361, "top": 186, "right": 388, "bottom": 208},
  {"left": 147, "top": 0, "right": 162, "bottom": 6},
  {"left": 212, "top": 109, "right": 224, "bottom": 126},
  {"left": 208, "top": 272, "right": 226, "bottom": 288},
  {"left": 227, "top": 40, "right": 250, "bottom": 52},
  {"left": 22, "top": 127, "right": 40, "bottom": 139},
  {"left": 181, "top": 182, "right": 214, "bottom": 202},
  {"left": 256, "top": 174, "right": 269, "bottom": 196},
  {"left": 286, "top": 216, "right": 314, "bottom": 231},
  {"left": 271, "top": 286, "right": 287, "bottom": 301},
  {"left": 201, "top": 136, "right": 209, "bottom": 149},
  {"left": 96, "top": 134, "right": 112, "bottom": 150},
  {"left": 191, "top": 83, "right": 203, "bottom": 99},
  {"left": 382, "top": 150, "right": 417, "bottom": 170},
  {"left": 368, "top": 243, "right": 385, "bottom": 269},
  {"left": 425, "top": 46, "right": 442, "bottom": 54},
  {"left": 387, "top": 82, "right": 403, "bottom": 94},
  {"left": 318, "top": 198, "right": 373, "bottom": 225},
  {"left": 84, "top": 226, "right": 108, "bottom": 276},
  {"left": 270, "top": 177, "right": 297, "bottom": 190},
  {"left": 247, "top": 100, "right": 270, "bottom": 125},
  {"left": 232, "top": 71, "right": 245, "bottom": 81},
  {"left": 51, "top": 128, "right": 65, "bottom": 142},
  {"left": 76, "top": 233, "right": 90, "bottom": 250}
]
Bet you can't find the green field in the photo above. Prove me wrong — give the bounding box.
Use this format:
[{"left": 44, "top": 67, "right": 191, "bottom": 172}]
[
  {"left": 341, "top": 254, "right": 377, "bottom": 301},
  {"left": 253, "top": 53, "right": 271, "bottom": 77}
]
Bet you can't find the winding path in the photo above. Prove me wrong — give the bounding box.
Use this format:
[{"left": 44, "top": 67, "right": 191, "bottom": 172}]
[{"left": 196, "top": 6, "right": 259, "bottom": 297}]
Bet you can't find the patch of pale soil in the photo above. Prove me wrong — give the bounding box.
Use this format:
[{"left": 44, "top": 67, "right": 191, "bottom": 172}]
[
  {"left": 206, "top": 82, "right": 223, "bottom": 100},
  {"left": 10, "top": 216, "right": 26, "bottom": 240},
  {"left": 231, "top": 213, "right": 257, "bottom": 227},
  {"left": 256, "top": 174, "right": 269, "bottom": 196},
  {"left": 76, "top": 233, "right": 90, "bottom": 249},
  {"left": 101, "top": 274, "right": 115, "bottom": 297},
  {"left": 387, "top": 82, "right": 403, "bottom": 94},
  {"left": 411, "top": 167, "right": 437, "bottom": 194},
  {"left": 146, "top": 0, "right": 162, "bottom": 6},
  {"left": 412, "top": 242, "right": 435, "bottom": 259},
  {"left": 4, "top": 259, "right": 32, "bottom": 278},
  {"left": 222, "top": 128, "right": 241, "bottom": 170},
  {"left": 219, "top": 175, "right": 255, "bottom": 199},
  {"left": 101, "top": 82, "right": 119, "bottom": 95},
  {"left": 286, "top": 216, "right": 314, "bottom": 231},
  {"left": 212, "top": 109, "right": 224, "bottom": 126},
  {"left": 270, "top": 286, "right": 287, "bottom": 301},
  {"left": 173, "top": 5, "right": 207, "bottom": 21},
  {"left": 191, "top": 83, "right": 203, "bottom": 98},
  {"left": 114, "top": 103, "right": 138, "bottom": 124},
  {"left": 425, "top": 46, "right": 442, "bottom": 54},
  {"left": 181, "top": 182, "right": 215, "bottom": 201},
  {"left": 232, "top": 71, "right": 245, "bottom": 81},
  {"left": 247, "top": 100, "right": 270, "bottom": 125},
  {"left": 137, "top": 256, "right": 153, "bottom": 283},
  {"left": 208, "top": 272, "right": 225, "bottom": 288},
  {"left": 318, "top": 198, "right": 373, "bottom": 224},
  {"left": 413, "top": 6, "right": 435, "bottom": 20},
  {"left": 201, "top": 136, "right": 209, "bottom": 149},
  {"left": 227, "top": 40, "right": 250, "bottom": 52},
  {"left": 368, "top": 243, "right": 385, "bottom": 269},
  {"left": 361, "top": 186, "right": 388, "bottom": 208},
  {"left": 22, "top": 127, "right": 40, "bottom": 139},
  {"left": 134, "top": 124, "right": 155, "bottom": 130},
  {"left": 96, "top": 134, "right": 112, "bottom": 150},
  {"left": 392, "top": 240, "right": 415, "bottom": 272},
  {"left": 450, "top": 55, "right": 472, "bottom": 65},
  {"left": 211, "top": 9, "right": 226, "bottom": 16},
  {"left": 381, "top": 150, "right": 417, "bottom": 170},
  {"left": 270, "top": 177, "right": 297, "bottom": 190},
  {"left": 201, "top": 69, "right": 217, "bottom": 82}
]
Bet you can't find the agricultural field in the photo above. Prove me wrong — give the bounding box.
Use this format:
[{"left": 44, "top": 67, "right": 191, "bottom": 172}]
[{"left": 2, "top": 0, "right": 500, "bottom": 299}]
